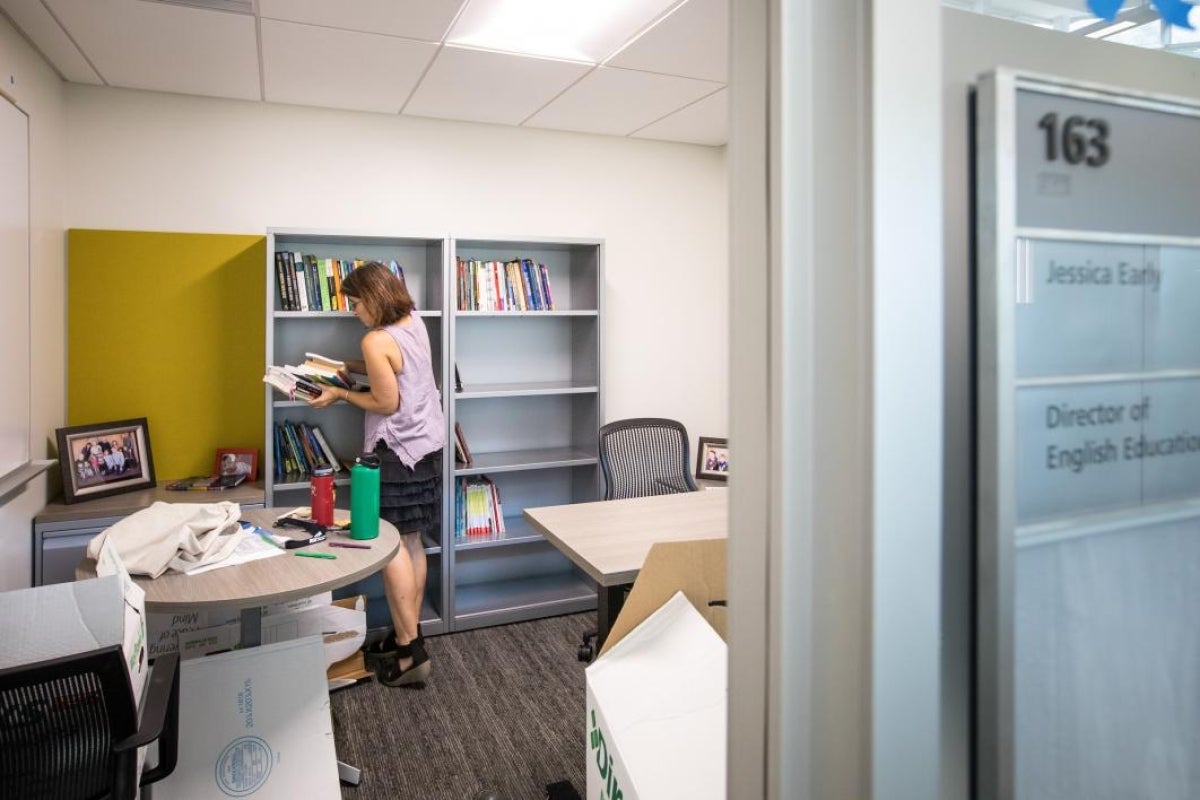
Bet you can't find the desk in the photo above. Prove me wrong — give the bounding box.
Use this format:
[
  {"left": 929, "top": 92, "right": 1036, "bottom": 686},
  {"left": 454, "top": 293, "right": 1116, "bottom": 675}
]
[
  {"left": 524, "top": 488, "right": 727, "bottom": 648},
  {"left": 35, "top": 480, "right": 266, "bottom": 586},
  {"left": 78, "top": 507, "right": 400, "bottom": 647}
]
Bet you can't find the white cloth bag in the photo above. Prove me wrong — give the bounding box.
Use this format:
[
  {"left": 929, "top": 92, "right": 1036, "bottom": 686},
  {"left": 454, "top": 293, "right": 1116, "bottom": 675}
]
[{"left": 85, "top": 501, "right": 243, "bottom": 578}]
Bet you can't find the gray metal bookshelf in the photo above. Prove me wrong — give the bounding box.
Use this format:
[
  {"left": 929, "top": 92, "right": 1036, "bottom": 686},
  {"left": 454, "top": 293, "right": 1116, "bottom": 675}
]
[
  {"left": 448, "top": 236, "right": 603, "bottom": 630},
  {"left": 264, "top": 230, "right": 603, "bottom": 636},
  {"left": 265, "top": 228, "right": 449, "bottom": 635}
]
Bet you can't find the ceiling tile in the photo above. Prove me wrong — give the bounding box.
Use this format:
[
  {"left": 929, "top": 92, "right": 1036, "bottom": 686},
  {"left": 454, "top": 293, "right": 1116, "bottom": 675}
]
[
  {"left": 262, "top": 20, "right": 438, "bottom": 114},
  {"left": 0, "top": 0, "right": 102, "bottom": 84},
  {"left": 404, "top": 45, "right": 591, "bottom": 127},
  {"left": 632, "top": 86, "right": 727, "bottom": 146},
  {"left": 259, "top": 0, "right": 465, "bottom": 42},
  {"left": 446, "top": 0, "right": 680, "bottom": 62},
  {"left": 607, "top": 0, "right": 728, "bottom": 83},
  {"left": 43, "top": 0, "right": 259, "bottom": 100},
  {"left": 525, "top": 65, "right": 721, "bottom": 137}
]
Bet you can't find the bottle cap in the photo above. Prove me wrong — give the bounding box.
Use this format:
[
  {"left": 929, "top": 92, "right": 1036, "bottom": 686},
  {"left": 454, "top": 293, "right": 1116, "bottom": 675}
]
[
  {"left": 355, "top": 454, "right": 381, "bottom": 469},
  {"left": 312, "top": 466, "right": 334, "bottom": 477}
]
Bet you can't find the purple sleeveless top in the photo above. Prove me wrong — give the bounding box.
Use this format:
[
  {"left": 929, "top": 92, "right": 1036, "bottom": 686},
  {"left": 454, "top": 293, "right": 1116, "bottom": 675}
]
[{"left": 362, "top": 318, "right": 445, "bottom": 468}]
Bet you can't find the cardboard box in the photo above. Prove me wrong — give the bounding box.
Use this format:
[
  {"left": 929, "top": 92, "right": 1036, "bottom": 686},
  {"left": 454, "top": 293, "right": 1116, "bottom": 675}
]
[
  {"left": 585, "top": 539, "right": 728, "bottom": 800},
  {"left": 172, "top": 595, "right": 368, "bottom": 669},
  {"left": 1, "top": 540, "right": 149, "bottom": 706},
  {"left": 156, "top": 635, "right": 341, "bottom": 799},
  {"left": 147, "top": 591, "right": 339, "bottom": 659},
  {"left": 261, "top": 595, "right": 366, "bottom": 667}
]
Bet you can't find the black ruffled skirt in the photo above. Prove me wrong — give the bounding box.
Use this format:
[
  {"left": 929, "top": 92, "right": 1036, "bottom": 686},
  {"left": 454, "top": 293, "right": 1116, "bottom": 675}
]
[{"left": 372, "top": 442, "right": 442, "bottom": 538}]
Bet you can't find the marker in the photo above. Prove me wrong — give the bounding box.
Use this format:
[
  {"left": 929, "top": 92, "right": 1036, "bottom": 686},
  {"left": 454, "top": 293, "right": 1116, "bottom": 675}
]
[
  {"left": 294, "top": 551, "right": 336, "bottom": 560},
  {"left": 329, "top": 541, "right": 371, "bottom": 550}
]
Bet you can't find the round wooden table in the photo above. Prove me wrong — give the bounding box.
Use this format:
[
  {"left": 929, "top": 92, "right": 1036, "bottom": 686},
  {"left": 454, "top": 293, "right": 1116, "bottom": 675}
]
[{"left": 78, "top": 507, "right": 400, "bottom": 645}]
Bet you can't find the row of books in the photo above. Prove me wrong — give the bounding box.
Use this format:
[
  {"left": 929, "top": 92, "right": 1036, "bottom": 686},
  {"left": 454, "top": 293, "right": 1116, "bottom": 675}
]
[
  {"left": 263, "top": 353, "right": 357, "bottom": 400},
  {"left": 274, "top": 251, "right": 407, "bottom": 312},
  {"left": 454, "top": 475, "right": 506, "bottom": 540},
  {"left": 456, "top": 258, "right": 556, "bottom": 312},
  {"left": 273, "top": 420, "right": 342, "bottom": 480}
]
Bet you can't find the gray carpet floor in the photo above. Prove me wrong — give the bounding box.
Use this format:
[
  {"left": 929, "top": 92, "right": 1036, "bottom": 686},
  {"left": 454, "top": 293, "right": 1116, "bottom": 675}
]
[{"left": 331, "top": 613, "right": 592, "bottom": 800}]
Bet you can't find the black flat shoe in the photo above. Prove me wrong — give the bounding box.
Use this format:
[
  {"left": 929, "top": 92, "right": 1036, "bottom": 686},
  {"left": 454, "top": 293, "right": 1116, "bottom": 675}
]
[{"left": 374, "top": 643, "right": 431, "bottom": 688}]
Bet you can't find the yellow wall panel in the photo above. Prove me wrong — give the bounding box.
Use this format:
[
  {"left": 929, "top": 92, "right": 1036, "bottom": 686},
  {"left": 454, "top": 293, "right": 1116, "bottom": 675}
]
[{"left": 68, "top": 230, "right": 265, "bottom": 481}]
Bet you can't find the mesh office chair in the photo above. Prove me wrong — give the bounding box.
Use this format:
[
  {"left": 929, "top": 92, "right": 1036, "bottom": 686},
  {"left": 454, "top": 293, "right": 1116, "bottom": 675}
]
[
  {"left": 598, "top": 417, "right": 700, "bottom": 500},
  {"left": 577, "top": 418, "right": 700, "bottom": 660},
  {"left": 0, "top": 647, "right": 181, "bottom": 800}
]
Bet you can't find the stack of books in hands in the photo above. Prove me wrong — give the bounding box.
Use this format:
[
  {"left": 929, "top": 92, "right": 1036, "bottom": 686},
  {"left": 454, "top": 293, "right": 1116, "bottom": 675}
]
[{"left": 263, "top": 352, "right": 357, "bottom": 401}]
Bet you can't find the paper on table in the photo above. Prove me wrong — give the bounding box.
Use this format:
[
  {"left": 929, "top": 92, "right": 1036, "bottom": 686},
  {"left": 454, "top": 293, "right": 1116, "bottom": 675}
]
[{"left": 183, "top": 530, "right": 286, "bottom": 576}]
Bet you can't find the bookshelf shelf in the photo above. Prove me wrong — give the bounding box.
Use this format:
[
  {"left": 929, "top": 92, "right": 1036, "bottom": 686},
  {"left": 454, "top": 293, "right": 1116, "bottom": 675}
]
[
  {"left": 455, "top": 380, "right": 599, "bottom": 399},
  {"left": 454, "top": 531, "right": 545, "bottom": 551},
  {"left": 454, "top": 447, "right": 597, "bottom": 475},
  {"left": 273, "top": 475, "right": 351, "bottom": 492},
  {"left": 455, "top": 310, "right": 597, "bottom": 317},
  {"left": 274, "top": 309, "right": 442, "bottom": 320},
  {"left": 452, "top": 573, "right": 596, "bottom": 631}
]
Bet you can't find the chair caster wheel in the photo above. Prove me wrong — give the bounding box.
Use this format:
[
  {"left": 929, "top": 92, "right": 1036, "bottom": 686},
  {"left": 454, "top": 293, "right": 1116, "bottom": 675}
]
[{"left": 578, "top": 643, "right": 593, "bottom": 662}]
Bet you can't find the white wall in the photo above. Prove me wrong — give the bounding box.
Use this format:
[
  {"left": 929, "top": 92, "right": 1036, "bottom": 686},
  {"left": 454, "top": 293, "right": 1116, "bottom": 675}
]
[
  {"left": 942, "top": 9, "right": 1200, "bottom": 798},
  {"left": 0, "top": 12, "right": 67, "bottom": 591},
  {"left": 64, "top": 85, "right": 729, "bottom": 451}
]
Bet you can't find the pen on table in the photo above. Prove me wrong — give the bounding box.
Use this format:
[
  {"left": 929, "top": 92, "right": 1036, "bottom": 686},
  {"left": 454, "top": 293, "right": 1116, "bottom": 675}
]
[
  {"left": 329, "top": 541, "right": 371, "bottom": 550},
  {"left": 294, "top": 551, "right": 337, "bottom": 559}
]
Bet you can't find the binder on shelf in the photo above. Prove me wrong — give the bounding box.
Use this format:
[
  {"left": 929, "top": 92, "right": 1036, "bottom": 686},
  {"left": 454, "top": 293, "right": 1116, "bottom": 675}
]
[{"left": 454, "top": 421, "right": 472, "bottom": 466}]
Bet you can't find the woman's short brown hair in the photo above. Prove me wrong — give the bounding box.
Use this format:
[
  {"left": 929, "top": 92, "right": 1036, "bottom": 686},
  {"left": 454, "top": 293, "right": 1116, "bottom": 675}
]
[{"left": 340, "top": 261, "right": 414, "bottom": 325}]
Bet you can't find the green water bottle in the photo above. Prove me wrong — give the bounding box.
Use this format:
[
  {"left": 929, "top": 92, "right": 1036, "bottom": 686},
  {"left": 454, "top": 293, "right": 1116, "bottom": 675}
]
[{"left": 350, "top": 453, "right": 381, "bottom": 540}]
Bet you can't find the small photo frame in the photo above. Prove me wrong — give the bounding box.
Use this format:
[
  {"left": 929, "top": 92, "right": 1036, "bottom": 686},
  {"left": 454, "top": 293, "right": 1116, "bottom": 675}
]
[
  {"left": 56, "top": 418, "right": 156, "bottom": 504},
  {"left": 214, "top": 447, "right": 258, "bottom": 481},
  {"left": 695, "top": 436, "right": 729, "bottom": 482}
]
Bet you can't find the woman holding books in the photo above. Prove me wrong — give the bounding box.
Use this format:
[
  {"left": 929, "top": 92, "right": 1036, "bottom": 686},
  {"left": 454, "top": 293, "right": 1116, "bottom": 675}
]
[{"left": 308, "top": 261, "right": 445, "bottom": 688}]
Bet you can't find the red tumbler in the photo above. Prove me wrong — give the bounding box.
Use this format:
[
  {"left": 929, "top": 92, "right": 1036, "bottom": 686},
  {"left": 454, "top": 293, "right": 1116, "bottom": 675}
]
[{"left": 310, "top": 466, "right": 335, "bottom": 526}]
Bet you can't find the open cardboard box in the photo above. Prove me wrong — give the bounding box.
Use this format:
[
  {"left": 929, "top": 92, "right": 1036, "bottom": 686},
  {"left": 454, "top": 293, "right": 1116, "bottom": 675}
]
[
  {"left": 173, "top": 595, "right": 372, "bottom": 684},
  {"left": 585, "top": 538, "right": 728, "bottom": 800}
]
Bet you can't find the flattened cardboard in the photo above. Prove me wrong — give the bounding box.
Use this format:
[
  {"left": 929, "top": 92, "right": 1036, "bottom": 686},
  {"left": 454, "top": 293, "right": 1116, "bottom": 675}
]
[
  {"left": 599, "top": 537, "right": 727, "bottom": 657},
  {"left": 156, "top": 636, "right": 340, "bottom": 799}
]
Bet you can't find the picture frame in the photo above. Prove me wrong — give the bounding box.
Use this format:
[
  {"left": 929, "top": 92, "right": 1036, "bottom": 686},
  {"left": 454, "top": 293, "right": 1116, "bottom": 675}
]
[
  {"left": 55, "top": 418, "right": 156, "bottom": 504},
  {"left": 214, "top": 447, "right": 258, "bottom": 482},
  {"left": 695, "top": 436, "right": 729, "bottom": 482}
]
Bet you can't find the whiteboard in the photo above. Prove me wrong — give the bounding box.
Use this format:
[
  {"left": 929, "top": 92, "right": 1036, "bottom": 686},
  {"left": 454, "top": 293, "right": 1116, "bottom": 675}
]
[{"left": 0, "top": 96, "right": 29, "bottom": 486}]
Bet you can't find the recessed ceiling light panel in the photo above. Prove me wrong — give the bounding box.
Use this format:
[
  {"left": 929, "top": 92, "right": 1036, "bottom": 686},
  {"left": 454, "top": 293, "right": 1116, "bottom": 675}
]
[
  {"left": 139, "top": 0, "right": 255, "bottom": 14},
  {"left": 446, "top": 0, "right": 679, "bottom": 63}
]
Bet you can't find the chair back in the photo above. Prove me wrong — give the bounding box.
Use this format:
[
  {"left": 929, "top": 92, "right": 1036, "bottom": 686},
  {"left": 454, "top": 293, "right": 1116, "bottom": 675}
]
[
  {"left": 598, "top": 418, "right": 699, "bottom": 500},
  {"left": 0, "top": 646, "right": 179, "bottom": 800},
  {"left": 0, "top": 646, "right": 139, "bottom": 800}
]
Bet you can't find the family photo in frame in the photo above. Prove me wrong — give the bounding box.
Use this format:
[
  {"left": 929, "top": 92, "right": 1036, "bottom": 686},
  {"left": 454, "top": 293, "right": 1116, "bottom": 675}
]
[
  {"left": 695, "top": 436, "right": 729, "bottom": 482},
  {"left": 214, "top": 447, "right": 258, "bottom": 481},
  {"left": 55, "top": 417, "right": 156, "bottom": 504}
]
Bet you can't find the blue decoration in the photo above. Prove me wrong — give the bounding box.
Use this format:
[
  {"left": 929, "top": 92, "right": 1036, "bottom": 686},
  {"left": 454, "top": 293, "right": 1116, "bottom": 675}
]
[
  {"left": 1087, "top": 0, "right": 1124, "bottom": 19},
  {"left": 1153, "top": 0, "right": 1195, "bottom": 28},
  {"left": 1087, "top": 0, "right": 1195, "bottom": 29}
]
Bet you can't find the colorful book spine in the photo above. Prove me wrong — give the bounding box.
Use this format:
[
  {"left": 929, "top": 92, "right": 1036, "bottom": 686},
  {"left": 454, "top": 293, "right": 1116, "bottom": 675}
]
[{"left": 539, "top": 262, "right": 555, "bottom": 310}]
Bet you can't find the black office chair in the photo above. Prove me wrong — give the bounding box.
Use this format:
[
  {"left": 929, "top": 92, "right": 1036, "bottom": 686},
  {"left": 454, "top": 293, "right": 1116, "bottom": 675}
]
[
  {"left": 0, "top": 647, "right": 181, "bottom": 800},
  {"left": 577, "top": 418, "right": 700, "bottom": 660}
]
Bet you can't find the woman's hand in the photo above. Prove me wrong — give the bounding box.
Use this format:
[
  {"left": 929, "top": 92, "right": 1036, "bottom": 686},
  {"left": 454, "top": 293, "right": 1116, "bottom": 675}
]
[{"left": 307, "top": 386, "right": 342, "bottom": 409}]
